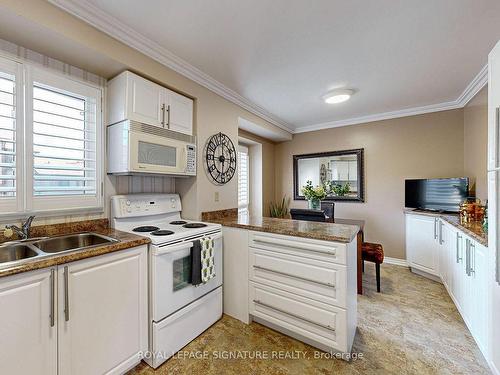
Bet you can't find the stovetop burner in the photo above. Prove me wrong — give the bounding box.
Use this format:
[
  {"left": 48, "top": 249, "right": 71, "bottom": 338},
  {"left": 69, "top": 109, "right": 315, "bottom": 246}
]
[
  {"left": 170, "top": 220, "right": 187, "bottom": 225},
  {"left": 133, "top": 226, "right": 159, "bottom": 233},
  {"left": 183, "top": 223, "right": 208, "bottom": 229},
  {"left": 151, "top": 230, "right": 175, "bottom": 236}
]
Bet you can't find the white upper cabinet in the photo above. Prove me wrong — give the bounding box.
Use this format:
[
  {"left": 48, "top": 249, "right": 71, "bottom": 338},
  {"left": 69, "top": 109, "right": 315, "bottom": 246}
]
[
  {"left": 166, "top": 89, "right": 194, "bottom": 135},
  {"left": 107, "top": 71, "right": 193, "bottom": 136}
]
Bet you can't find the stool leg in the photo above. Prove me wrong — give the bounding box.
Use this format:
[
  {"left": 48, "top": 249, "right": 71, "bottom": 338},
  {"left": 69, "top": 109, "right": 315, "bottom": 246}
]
[
  {"left": 376, "top": 263, "right": 381, "bottom": 292},
  {"left": 362, "top": 260, "right": 364, "bottom": 273}
]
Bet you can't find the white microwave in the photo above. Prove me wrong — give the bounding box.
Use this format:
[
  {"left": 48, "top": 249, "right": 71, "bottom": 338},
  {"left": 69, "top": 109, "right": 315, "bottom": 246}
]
[{"left": 107, "top": 120, "right": 196, "bottom": 176}]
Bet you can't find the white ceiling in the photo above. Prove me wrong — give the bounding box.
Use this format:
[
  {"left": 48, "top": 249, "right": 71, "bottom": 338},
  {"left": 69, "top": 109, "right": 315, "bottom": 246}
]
[{"left": 52, "top": 0, "right": 500, "bottom": 133}]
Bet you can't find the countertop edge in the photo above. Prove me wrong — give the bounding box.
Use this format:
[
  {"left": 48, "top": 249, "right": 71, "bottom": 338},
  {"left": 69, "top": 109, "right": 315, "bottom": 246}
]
[
  {"left": 217, "top": 219, "right": 359, "bottom": 244},
  {"left": 404, "top": 209, "right": 487, "bottom": 247},
  {"left": 0, "top": 229, "right": 151, "bottom": 279}
]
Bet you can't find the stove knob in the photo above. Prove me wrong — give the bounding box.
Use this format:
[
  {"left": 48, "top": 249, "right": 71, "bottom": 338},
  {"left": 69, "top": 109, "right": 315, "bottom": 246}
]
[
  {"left": 126, "top": 208, "right": 132, "bottom": 213},
  {"left": 126, "top": 200, "right": 131, "bottom": 206}
]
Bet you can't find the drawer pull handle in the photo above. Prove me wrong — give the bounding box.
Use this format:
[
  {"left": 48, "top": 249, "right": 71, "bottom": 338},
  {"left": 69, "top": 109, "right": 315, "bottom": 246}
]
[
  {"left": 254, "top": 265, "right": 335, "bottom": 287},
  {"left": 253, "top": 299, "right": 335, "bottom": 331},
  {"left": 253, "top": 236, "right": 336, "bottom": 255}
]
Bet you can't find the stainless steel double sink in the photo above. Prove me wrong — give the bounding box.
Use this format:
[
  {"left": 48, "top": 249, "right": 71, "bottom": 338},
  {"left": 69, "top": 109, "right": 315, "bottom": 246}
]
[{"left": 0, "top": 233, "right": 119, "bottom": 267}]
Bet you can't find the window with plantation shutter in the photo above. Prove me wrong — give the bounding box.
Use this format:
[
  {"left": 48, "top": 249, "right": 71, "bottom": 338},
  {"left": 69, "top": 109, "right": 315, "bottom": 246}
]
[
  {"left": 32, "top": 84, "right": 96, "bottom": 196},
  {"left": 238, "top": 145, "right": 249, "bottom": 214},
  {"left": 0, "top": 54, "right": 103, "bottom": 215},
  {"left": 28, "top": 67, "right": 102, "bottom": 212},
  {"left": 0, "top": 72, "right": 16, "bottom": 197},
  {"left": 0, "top": 58, "right": 22, "bottom": 213}
]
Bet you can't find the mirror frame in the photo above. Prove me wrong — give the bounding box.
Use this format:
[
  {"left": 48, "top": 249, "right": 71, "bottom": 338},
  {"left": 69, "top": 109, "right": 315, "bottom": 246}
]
[{"left": 293, "top": 148, "right": 365, "bottom": 202}]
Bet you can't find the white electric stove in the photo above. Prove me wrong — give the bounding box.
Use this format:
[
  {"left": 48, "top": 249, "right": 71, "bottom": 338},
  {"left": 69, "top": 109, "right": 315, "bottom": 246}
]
[{"left": 111, "top": 194, "right": 223, "bottom": 369}]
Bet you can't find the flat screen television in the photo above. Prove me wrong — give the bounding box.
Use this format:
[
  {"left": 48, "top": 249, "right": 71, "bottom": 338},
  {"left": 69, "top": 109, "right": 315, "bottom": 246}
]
[{"left": 405, "top": 178, "right": 470, "bottom": 213}]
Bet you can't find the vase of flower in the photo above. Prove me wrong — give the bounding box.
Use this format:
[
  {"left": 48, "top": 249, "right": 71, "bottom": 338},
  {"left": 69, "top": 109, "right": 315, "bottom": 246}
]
[
  {"left": 308, "top": 198, "right": 321, "bottom": 210},
  {"left": 301, "top": 180, "right": 326, "bottom": 210}
]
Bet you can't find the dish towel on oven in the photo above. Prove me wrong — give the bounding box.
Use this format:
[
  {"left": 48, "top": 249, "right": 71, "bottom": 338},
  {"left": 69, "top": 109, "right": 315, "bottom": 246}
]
[
  {"left": 190, "top": 240, "right": 202, "bottom": 286},
  {"left": 201, "top": 237, "right": 216, "bottom": 283}
]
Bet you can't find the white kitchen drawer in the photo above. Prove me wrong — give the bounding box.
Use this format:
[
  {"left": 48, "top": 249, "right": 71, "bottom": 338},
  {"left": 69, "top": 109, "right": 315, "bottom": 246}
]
[
  {"left": 249, "top": 246, "right": 346, "bottom": 307},
  {"left": 249, "top": 231, "right": 346, "bottom": 265},
  {"left": 249, "top": 281, "right": 347, "bottom": 351}
]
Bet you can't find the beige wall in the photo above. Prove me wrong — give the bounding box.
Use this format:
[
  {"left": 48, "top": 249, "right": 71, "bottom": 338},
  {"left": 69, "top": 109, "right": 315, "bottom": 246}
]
[
  {"left": 0, "top": 0, "right": 288, "bottom": 221},
  {"left": 239, "top": 129, "right": 276, "bottom": 216},
  {"left": 464, "top": 87, "right": 488, "bottom": 201},
  {"left": 275, "top": 110, "right": 466, "bottom": 259}
]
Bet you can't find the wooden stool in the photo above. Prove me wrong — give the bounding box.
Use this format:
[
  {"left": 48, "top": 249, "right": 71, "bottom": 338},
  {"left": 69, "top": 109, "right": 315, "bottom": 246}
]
[{"left": 362, "top": 242, "right": 384, "bottom": 292}]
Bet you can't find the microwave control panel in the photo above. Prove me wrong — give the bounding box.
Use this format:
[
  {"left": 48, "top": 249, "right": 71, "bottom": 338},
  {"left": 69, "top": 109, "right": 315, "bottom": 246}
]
[{"left": 186, "top": 145, "right": 196, "bottom": 175}]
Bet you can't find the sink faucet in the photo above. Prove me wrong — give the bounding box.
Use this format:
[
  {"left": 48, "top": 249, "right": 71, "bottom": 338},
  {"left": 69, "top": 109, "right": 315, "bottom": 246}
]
[{"left": 5, "top": 216, "right": 36, "bottom": 240}]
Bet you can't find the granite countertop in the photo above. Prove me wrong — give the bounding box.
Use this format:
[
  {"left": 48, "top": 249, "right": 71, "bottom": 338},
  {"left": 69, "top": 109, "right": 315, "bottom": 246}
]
[
  {"left": 211, "top": 214, "right": 360, "bottom": 243},
  {"left": 404, "top": 209, "right": 487, "bottom": 247},
  {"left": 0, "top": 220, "right": 150, "bottom": 278}
]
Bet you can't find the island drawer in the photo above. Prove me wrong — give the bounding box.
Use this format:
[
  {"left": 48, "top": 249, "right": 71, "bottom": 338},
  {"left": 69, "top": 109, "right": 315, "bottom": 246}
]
[
  {"left": 249, "top": 247, "right": 347, "bottom": 307},
  {"left": 249, "top": 231, "right": 346, "bottom": 265},
  {"left": 249, "top": 281, "right": 347, "bottom": 351}
]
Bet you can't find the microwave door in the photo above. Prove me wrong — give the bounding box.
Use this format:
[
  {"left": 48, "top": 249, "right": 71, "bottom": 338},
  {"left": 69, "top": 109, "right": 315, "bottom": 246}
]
[{"left": 129, "top": 131, "right": 185, "bottom": 174}]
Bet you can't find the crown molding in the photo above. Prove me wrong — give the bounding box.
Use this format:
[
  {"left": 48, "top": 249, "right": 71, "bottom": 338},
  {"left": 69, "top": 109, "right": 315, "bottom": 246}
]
[
  {"left": 49, "top": 0, "right": 488, "bottom": 136},
  {"left": 456, "top": 64, "right": 488, "bottom": 106},
  {"left": 295, "top": 64, "right": 488, "bottom": 133},
  {"left": 48, "top": 0, "right": 294, "bottom": 134}
]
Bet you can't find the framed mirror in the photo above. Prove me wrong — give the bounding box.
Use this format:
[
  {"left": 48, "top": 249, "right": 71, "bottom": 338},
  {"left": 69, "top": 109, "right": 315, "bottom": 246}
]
[{"left": 293, "top": 148, "right": 364, "bottom": 202}]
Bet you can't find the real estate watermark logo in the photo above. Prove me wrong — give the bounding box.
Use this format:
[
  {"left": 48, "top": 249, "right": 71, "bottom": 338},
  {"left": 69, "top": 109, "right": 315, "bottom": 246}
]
[{"left": 139, "top": 350, "right": 364, "bottom": 361}]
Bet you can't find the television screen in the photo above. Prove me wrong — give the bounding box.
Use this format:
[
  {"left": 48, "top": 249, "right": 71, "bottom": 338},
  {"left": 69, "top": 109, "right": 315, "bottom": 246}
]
[{"left": 405, "top": 178, "right": 470, "bottom": 213}]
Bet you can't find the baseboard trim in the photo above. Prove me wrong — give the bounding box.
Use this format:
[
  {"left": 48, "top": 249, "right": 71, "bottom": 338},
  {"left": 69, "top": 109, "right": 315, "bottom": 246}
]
[{"left": 384, "top": 257, "right": 408, "bottom": 267}]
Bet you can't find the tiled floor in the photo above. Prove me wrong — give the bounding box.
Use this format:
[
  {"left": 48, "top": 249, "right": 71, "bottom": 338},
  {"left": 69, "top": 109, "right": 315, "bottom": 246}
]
[{"left": 129, "top": 264, "right": 491, "bottom": 374}]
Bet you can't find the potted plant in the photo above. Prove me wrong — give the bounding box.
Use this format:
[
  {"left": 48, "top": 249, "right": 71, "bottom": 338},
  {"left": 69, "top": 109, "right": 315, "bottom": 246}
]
[
  {"left": 301, "top": 180, "right": 326, "bottom": 210},
  {"left": 269, "top": 196, "right": 290, "bottom": 218},
  {"left": 331, "top": 182, "right": 351, "bottom": 197}
]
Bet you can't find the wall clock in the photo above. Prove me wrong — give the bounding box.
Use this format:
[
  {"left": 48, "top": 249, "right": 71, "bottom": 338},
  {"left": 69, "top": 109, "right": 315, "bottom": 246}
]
[{"left": 205, "top": 132, "right": 237, "bottom": 185}]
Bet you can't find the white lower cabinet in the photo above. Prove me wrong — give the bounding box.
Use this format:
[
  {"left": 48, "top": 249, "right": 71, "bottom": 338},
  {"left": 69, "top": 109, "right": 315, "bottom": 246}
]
[
  {"left": 58, "top": 245, "right": 148, "bottom": 375},
  {"left": 0, "top": 245, "right": 147, "bottom": 375},
  {"left": 406, "top": 212, "right": 489, "bottom": 360},
  {"left": 247, "top": 231, "right": 357, "bottom": 355},
  {"left": 0, "top": 268, "right": 57, "bottom": 375},
  {"left": 405, "top": 214, "right": 440, "bottom": 276}
]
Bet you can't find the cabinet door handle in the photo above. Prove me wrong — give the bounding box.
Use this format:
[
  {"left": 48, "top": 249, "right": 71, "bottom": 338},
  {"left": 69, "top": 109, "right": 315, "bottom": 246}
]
[
  {"left": 166, "top": 104, "right": 170, "bottom": 129},
  {"left": 439, "top": 221, "right": 443, "bottom": 245},
  {"left": 433, "top": 218, "right": 438, "bottom": 240},
  {"left": 253, "top": 299, "right": 335, "bottom": 331},
  {"left": 456, "top": 233, "right": 462, "bottom": 263},
  {"left": 64, "top": 266, "right": 70, "bottom": 322},
  {"left": 253, "top": 265, "right": 335, "bottom": 287},
  {"left": 470, "top": 242, "right": 476, "bottom": 275},
  {"left": 50, "top": 268, "right": 55, "bottom": 327},
  {"left": 496, "top": 107, "right": 500, "bottom": 168},
  {"left": 465, "top": 239, "right": 468, "bottom": 276},
  {"left": 160, "top": 104, "right": 165, "bottom": 126}
]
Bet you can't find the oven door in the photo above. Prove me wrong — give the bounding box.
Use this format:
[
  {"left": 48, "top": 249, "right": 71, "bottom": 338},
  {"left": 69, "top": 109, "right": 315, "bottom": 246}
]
[
  {"left": 151, "top": 233, "right": 223, "bottom": 321},
  {"left": 129, "top": 130, "right": 187, "bottom": 174}
]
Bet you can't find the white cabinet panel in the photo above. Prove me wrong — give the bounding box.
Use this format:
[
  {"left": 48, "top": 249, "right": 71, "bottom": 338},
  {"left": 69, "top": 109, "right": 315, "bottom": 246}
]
[
  {"left": 166, "top": 89, "right": 193, "bottom": 135},
  {"left": 406, "top": 214, "right": 439, "bottom": 276},
  {"left": 107, "top": 71, "right": 194, "bottom": 136},
  {"left": 0, "top": 268, "right": 57, "bottom": 375},
  {"left": 58, "top": 246, "right": 148, "bottom": 375}
]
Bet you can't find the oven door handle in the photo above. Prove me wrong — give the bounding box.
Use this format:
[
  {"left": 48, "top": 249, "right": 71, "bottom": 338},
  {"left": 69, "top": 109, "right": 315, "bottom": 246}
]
[{"left": 153, "top": 241, "right": 194, "bottom": 256}]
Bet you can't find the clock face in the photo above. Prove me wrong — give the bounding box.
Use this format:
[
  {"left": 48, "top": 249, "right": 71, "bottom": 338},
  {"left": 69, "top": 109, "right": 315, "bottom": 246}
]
[{"left": 205, "top": 132, "right": 237, "bottom": 185}]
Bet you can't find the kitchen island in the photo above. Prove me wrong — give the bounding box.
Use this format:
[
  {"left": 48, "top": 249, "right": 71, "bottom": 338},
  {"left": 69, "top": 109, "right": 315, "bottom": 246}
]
[{"left": 204, "top": 211, "right": 360, "bottom": 356}]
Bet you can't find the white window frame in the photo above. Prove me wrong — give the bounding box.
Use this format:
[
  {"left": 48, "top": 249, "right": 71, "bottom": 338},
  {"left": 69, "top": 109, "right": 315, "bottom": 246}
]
[
  {"left": 238, "top": 144, "right": 249, "bottom": 214},
  {"left": 0, "top": 52, "right": 104, "bottom": 218}
]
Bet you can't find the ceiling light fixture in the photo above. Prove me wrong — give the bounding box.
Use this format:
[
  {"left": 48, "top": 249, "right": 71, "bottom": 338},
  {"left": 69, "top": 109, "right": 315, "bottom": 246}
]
[{"left": 323, "top": 89, "right": 354, "bottom": 104}]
